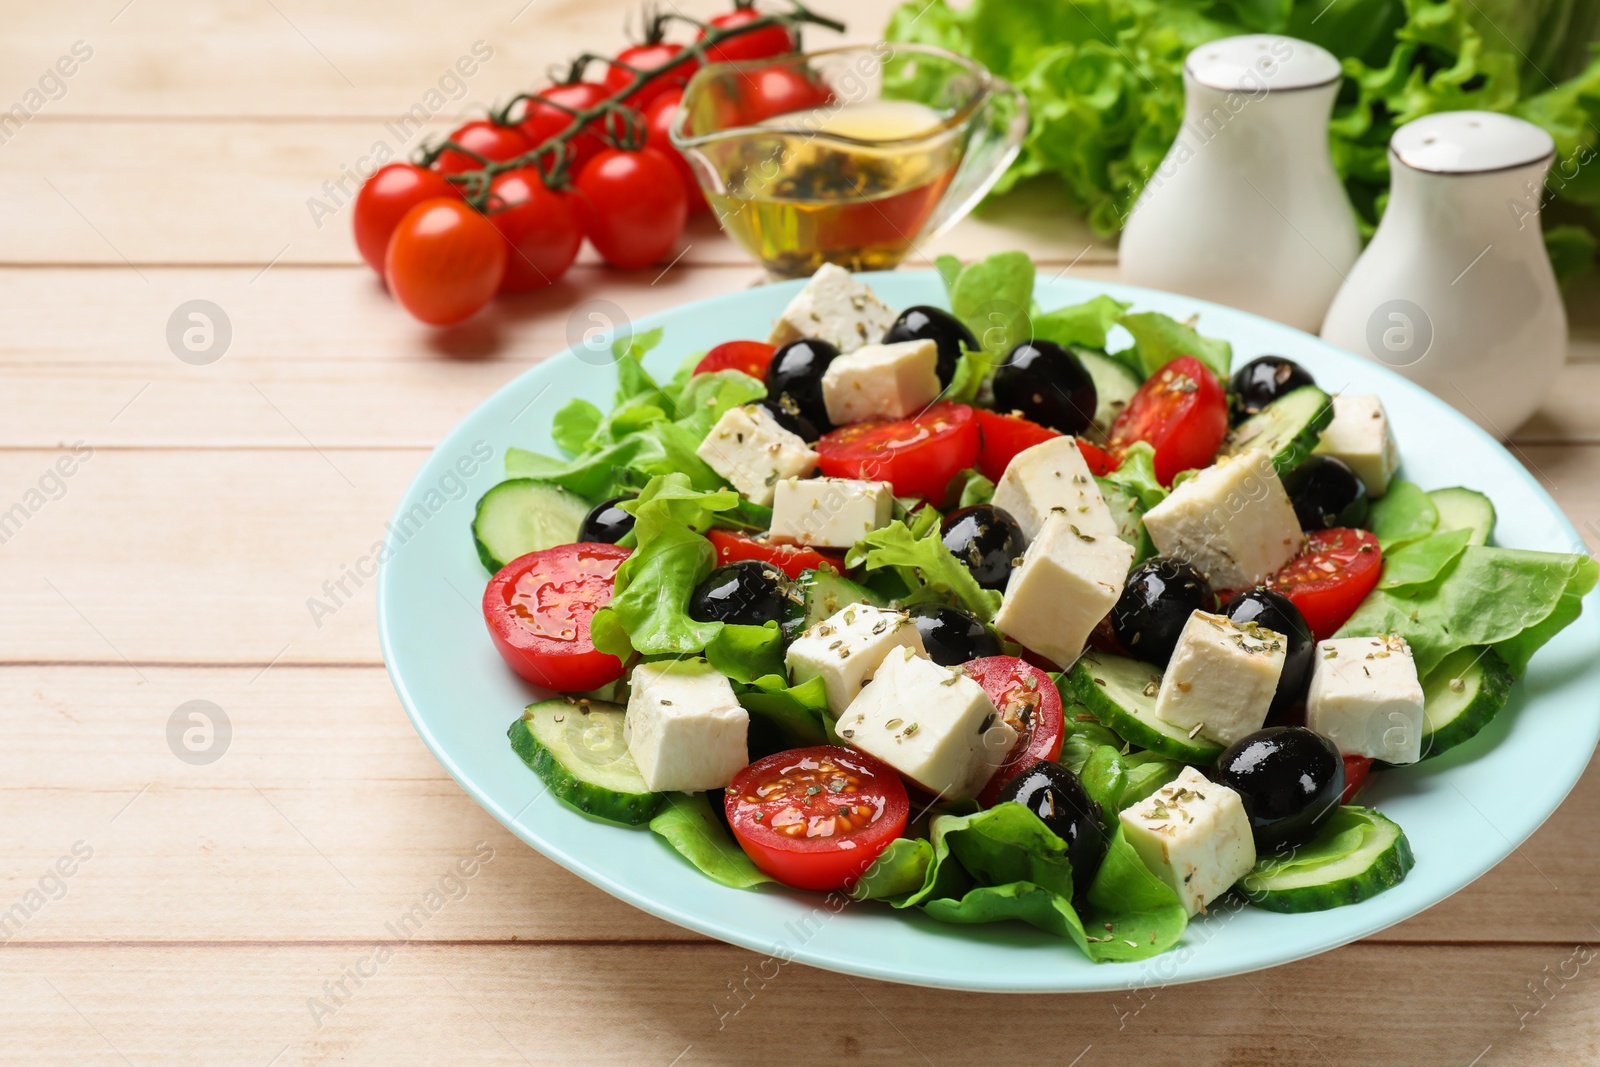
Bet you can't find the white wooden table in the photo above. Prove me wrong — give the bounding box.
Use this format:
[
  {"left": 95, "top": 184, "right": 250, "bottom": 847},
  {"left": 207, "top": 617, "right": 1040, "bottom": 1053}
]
[{"left": 3, "top": 1, "right": 1599, "bottom": 1062}]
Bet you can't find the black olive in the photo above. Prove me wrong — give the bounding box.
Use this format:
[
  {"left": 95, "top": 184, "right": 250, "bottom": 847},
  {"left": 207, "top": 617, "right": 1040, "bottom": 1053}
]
[
  {"left": 1223, "top": 588, "right": 1314, "bottom": 719},
  {"left": 882, "top": 305, "right": 978, "bottom": 385},
  {"left": 576, "top": 495, "right": 636, "bottom": 544},
  {"left": 764, "top": 338, "right": 839, "bottom": 433},
  {"left": 1283, "top": 455, "right": 1369, "bottom": 530},
  {"left": 990, "top": 340, "right": 1097, "bottom": 436},
  {"left": 905, "top": 604, "right": 1000, "bottom": 666},
  {"left": 1213, "top": 726, "right": 1344, "bottom": 853},
  {"left": 996, "top": 760, "right": 1104, "bottom": 892},
  {"left": 754, "top": 397, "right": 820, "bottom": 443},
  {"left": 940, "top": 504, "right": 1026, "bottom": 592},
  {"left": 1111, "top": 557, "right": 1214, "bottom": 666},
  {"left": 688, "top": 560, "right": 796, "bottom": 627},
  {"left": 1229, "top": 355, "right": 1316, "bottom": 422}
]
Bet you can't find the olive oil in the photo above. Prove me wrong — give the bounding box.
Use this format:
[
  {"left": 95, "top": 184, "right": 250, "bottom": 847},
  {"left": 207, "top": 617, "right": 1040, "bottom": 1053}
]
[{"left": 703, "top": 99, "right": 958, "bottom": 278}]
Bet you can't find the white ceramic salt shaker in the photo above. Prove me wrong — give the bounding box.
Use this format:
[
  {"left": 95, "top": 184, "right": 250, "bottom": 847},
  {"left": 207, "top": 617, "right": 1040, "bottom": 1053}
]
[
  {"left": 1119, "top": 35, "right": 1359, "bottom": 333},
  {"left": 1320, "top": 112, "right": 1564, "bottom": 435}
]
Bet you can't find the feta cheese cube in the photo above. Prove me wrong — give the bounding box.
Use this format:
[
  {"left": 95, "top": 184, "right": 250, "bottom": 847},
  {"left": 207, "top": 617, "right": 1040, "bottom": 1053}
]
[
  {"left": 820, "top": 339, "right": 942, "bottom": 425},
  {"left": 769, "top": 477, "right": 893, "bottom": 549},
  {"left": 624, "top": 659, "right": 749, "bottom": 792},
  {"left": 994, "top": 510, "right": 1134, "bottom": 669},
  {"left": 1119, "top": 766, "right": 1256, "bottom": 916},
  {"left": 1313, "top": 394, "right": 1400, "bottom": 497},
  {"left": 1141, "top": 449, "right": 1302, "bottom": 589},
  {"left": 695, "top": 403, "right": 819, "bottom": 506},
  {"left": 1154, "top": 610, "right": 1287, "bottom": 747},
  {"left": 1306, "top": 634, "right": 1426, "bottom": 764},
  {"left": 767, "top": 262, "right": 898, "bottom": 354},
  {"left": 785, "top": 604, "right": 925, "bottom": 714},
  {"left": 837, "top": 646, "right": 1016, "bottom": 800},
  {"left": 990, "top": 436, "right": 1121, "bottom": 543}
]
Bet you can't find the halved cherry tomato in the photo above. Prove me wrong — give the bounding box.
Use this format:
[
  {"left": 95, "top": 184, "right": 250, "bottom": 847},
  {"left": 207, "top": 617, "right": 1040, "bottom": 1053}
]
[
  {"left": 973, "top": 410, "right": 1058, "bottom": 481},
  {"left": 1108, "top": 356, "right": 1228, "bottom": 485},
  {"left": 816, "top": 402, "right": 979, "bottom": 501},
  {"left": 482, "top": 543, "right": 630, "bottom": 692},
  {"left": 739, "top": 66, "right": 833, "bottom": 124},
  {"left": 385, "top": 199, "right": 506, "bottom": 325},
  {"left": 725, "top": 745, "right": 909, "bottom": 891},
  {"left": 485, "top": 169, "right": 582, "bottom": 292},
  {"left": 1340, "top": 755, "right": 1373, "bottom": 804},
  {"left": 965, "top": 657, "right": 1066, "bottom": 808},
  {"left": 695, "top": 340, "right": 776, "bottom": 379},
  {"left": 1263, "top": 528, "right": 1382, "bottom": 641},
  {"left": 644, "top": 89, "right": 709, "bottom": 215},
  {"left": 516, "top": 82, "right": 610, "bottom": 174},
  {"left": 352, "top": 163, "right": 460, "bottom": 274},
  {"left": 571, "top": 147, "right": 688, "bottom": 269},
  {"left": 707, "top": 528, "right": 840, "bottom": 579},
  {"left": 1076, "top": 439, "right": 1119, "bottom": 476},
  {"left": 434, "top": 120, "right": 532, "bottom": 177},
  {"left": 699, "top": 8, "right": 798, "bottom": 64},
  {"left": 604, "top": 42, "right": 699, "bottom": 108}
]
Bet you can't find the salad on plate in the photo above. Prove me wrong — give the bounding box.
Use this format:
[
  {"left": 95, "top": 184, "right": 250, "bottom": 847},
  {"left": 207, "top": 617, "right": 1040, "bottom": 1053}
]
[{"left": 471, "top": 251, "right": 1596, "bottom": 964}]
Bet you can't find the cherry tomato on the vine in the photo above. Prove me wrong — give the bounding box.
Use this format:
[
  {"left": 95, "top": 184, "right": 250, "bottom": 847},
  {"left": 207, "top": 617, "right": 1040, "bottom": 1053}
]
[
  {"left": 699, "top": 8, "right": 798, "bottom": 64},
  {"left": 485, "top": 169, "right": 583, "bottom": 292},
  {"left": 434, "top": 120, "right": 532, "bottom": 177},
  {"left": 384, "top": 199, "right": 506, "bottom": 325},
  {"left": 352, "top": 163, "right": 460, "bottom": 274},
  {"left": 516, "top": 82, "right": 611, "bottom": 174},
  {"left": 644, "top": 89, "right": 708, "bottom": 215},
  {"left": 738, "top": 66, "right": 833, "bottom": 124},
  {"left": 604, "top": 42, "right": 699, "bottom": 108},
  {"left": 571, "top": 147, "right": 688, "bottom": 270}
]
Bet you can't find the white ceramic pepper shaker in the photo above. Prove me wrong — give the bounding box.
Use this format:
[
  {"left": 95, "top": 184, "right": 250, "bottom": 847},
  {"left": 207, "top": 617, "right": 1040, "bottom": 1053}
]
[
  {"left": 1319, "top": 112, "right": 1564, "bottom": 434},
  {"left": 1119, "top": 34, "right": 1360, "bottom": 333}
]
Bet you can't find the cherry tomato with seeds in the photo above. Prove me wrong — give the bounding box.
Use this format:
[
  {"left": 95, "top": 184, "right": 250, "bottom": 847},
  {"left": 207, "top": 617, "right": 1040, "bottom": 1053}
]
[
  {"left": 604, "top": 42, "right": 699, "bottom": 108},
  {"left": 964, "top": 657, "right": 1067, "bottom": 808},
  {"left": 352, "top": 163, "right": 460, "bottom": 274},
  {"left": 434, "top": 120, "right": 532, "bottom": 177},
  {"left": 699, "top": 8, "right": 798, "bottom": 64},
  {"left": 644, "top": 89, "right": 709, "bottom": 215},
  {"left": 816, "top": 402, "right": 980, "bottom": 502},
  {"left": 1108, "top": 355, "right": 1229, "bottom": 486},
  {"left": 695, "top": 340, "right": 776, "bottom": 379},
  {"left": 516, "top": 82, "right": 610, "bottom": 174},
  {"left": 485, "top": 169, "right": 583, "bottom": 292},
  {"left": 1263, "top": 528, "right": 1383, "bottom": 641},
  {"left": 482, "top": 542, "right": 631, "bottom": 692},
  {"left": 725, "top": 745, "right": 909, "bottom": 891},
  {"left": 571, "top": 147, "right": 688, "bottom": 270},
  {"left": 707, "top": 528, "right": 840, "bottom": 579},
  {"left": 384, "top": 198, "right": 506, "bottom": 325}
]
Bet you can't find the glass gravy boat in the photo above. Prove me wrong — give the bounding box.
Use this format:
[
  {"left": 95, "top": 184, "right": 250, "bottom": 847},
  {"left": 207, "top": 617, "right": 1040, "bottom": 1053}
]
[{"left": 671, "top": 44, "right": 1027, "bottom": 278}]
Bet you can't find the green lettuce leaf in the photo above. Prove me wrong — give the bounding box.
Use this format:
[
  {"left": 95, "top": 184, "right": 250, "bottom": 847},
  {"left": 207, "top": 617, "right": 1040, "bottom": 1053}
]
[
  {"left": 1367, "top": 480, "right": 1439, "bottom": 550},
  {"left": 736, "top": 674, "right": 834, "bottom": 748},
  {"left": 1378, "top": 527, "right": 1473, "bottom": 590},
  {"left": 1032, "top": 294, "right": 1131, "bottom": 350},
  {"left": 551, "top": 398, "right": 603, "bottom": 455},
  {"left": 702, "top": 622, "right": 787, "bottom": 684},
  {"left": 649, "top": 793, "right": 774, "bottom": 889},
  {"left": 1117, "top": 310, "right": 1232, "bottom": 381},
  {"left": 850, "top": 837, "right": 935, "bottom": 902},
  {"left": 847, "top": 519, "right": 1004, "bottom": 622},
  {"left": 939, "top": 251, "right": 1037, "bottom": 401}
]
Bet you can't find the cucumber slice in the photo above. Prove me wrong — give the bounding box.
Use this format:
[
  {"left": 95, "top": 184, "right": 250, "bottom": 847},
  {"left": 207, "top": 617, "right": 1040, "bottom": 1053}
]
[
  {"left": 796, "top": 568, "right": 886, "bottom": 630},
  {"left": 1429, "top": 487, "right": 1496, "bottom": 547},
  {"left": 1220, "top": 385, "right": 1334, "bottom": 476},
  {"left": 1074, "top": 348, "right": 1142, "bottom": 435},
  {"left": 473, "top": 479, "right": 592, "bottom": 572},
  {"left": 1418, "top": 646, "right": 1513, "bottom": 761},
  {"left": 1238, "top": 805, "right": 1414, "bottom": 912},
  {"left": 1066, "top": 651, "right": 1224, "bottom": 763},
  {"left": 508, "top": 700, "right": 662, "bottom": 825}
]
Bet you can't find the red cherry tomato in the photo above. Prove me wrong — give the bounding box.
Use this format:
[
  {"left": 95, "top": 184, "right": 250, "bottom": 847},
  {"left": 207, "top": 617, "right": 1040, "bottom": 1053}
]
[
  {"left": 964, "top": 657, "right": 1067, "bottom": 808},
  {"left": 1076, "top": 439, "right": 1119, "bottom": 476},
  {"left": 695, "top": 340, "right": 776, "bottom": 379},
  {"left": 516, "top": 82, "right": 610, "bottom": 174},
  {"left": 384, "top": 199, "right": 506, "bottom": 326},
  {"left": 973, "top": 410, "right": 1059, "bottom": 481},
  {"left": 725, "top": 745, "right": 909, "bottom": 891},
  {"left": 816, "top": 402, "right": 979, "bottom": 501},
  {"left": 1341, "top": 755, "right": 1373, "bottom": 804},
  {"left": 482, "top": 543, "right": 630, "bottom": 692},
  {"left": 485, "top": 169, "right": 582, "bottom": 292},
  {"left": 699, "top": 9, "right": 798, "bottom": 64},
  {"left": 434, "top": 120, "right": 532, "bottom": 177},
  {"left": 1263, "top": 528, "right": 1382, "bottom": 641},
  {"left": 644, "top": 89, "right": 708, "bottom": 215},
  {"left": 352, "top": 163, "right": 460, "bottom": 274},
  {"left": 739, "top": 66, "right": 833, "bottom": 124},
  {"left": 571, "top": 147, "right": 689, "bottom": 270},
  {"left": 706, "top": 528, "right": 841, "bottom": 579},
  {"left": 604, "top": 42, "right": 699, "bottom": 108},
  {"left": 1108, "top": 356, "right": 1229, "bottom": 485}
]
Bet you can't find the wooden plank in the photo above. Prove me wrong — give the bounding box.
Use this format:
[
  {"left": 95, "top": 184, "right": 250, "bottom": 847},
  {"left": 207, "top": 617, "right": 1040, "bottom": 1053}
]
[
  {"left": 0, "top": 940, "right": 1593, "bottom": 1065},
  {"left": 2, "top": 662, "right": 1597, "bottom": 945}
]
